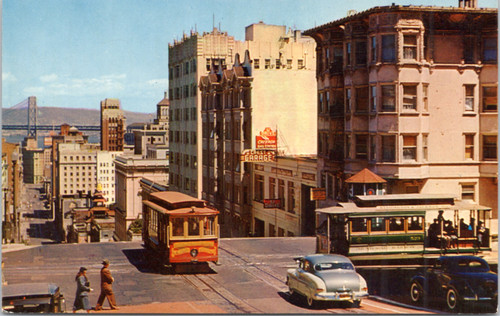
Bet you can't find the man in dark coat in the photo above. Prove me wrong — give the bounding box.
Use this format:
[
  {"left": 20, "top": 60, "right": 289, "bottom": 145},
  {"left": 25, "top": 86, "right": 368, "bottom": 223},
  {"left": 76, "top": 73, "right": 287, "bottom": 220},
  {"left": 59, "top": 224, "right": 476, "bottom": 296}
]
[{"left": 94, "top": 259, "right": 118, "bottom": 310}]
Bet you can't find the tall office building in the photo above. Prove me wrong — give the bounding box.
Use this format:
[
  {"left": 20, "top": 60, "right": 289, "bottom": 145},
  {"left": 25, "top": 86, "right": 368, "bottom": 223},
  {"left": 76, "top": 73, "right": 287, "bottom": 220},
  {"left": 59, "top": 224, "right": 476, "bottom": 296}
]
[
  {"left": 168, "top": 28, "right": 238, "bottom": 198},
  {"left": 100, "top": 98, "right": 126, "bottom": 151},
  {"left": 199, "top": 23, "right": 317, "bottom": 236}
]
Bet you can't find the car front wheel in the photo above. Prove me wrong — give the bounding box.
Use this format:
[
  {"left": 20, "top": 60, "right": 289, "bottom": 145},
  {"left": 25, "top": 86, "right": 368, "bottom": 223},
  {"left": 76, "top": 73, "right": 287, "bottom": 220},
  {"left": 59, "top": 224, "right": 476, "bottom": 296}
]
[
  {"left": 446, "top": 287, "right": 461, "bottom": 311},
  {"left": 410, "top": 281, "right": 424, "bottom": 304},
  {"left": 351, "top": 299, "right": 361, "bottom": 308}
]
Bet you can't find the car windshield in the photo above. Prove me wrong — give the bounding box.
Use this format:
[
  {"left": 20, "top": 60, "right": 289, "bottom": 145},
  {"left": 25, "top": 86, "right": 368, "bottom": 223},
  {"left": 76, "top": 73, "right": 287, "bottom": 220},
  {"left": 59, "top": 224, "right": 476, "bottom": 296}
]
[
  {"left": 315, "top": 262, "right": 354, "bottom": 271},
  {"left": 449, "top": 259, "right": 490, "bottom": 273}
]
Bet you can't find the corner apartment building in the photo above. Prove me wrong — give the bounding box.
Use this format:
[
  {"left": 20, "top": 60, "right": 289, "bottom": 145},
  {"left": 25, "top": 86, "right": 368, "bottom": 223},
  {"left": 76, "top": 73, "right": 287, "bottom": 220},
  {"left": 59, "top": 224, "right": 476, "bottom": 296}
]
[
  {"left": 304, "top": 1, "right": 498, "bottom": 227},
  {"left": 101, "top": 98, "right": 126, "bottom": 151},
  {"left": 168, "top": 28, "right": 238, "bottom": 198},
  {"left": 199, "top": 23, "right": 317, "bottom": 237}
]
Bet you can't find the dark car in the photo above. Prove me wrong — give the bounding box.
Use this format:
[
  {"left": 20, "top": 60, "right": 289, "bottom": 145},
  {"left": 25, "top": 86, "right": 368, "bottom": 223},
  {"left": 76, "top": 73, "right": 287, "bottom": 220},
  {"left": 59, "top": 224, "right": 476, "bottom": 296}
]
[
  {"left": 409, "top": 256, "right": 497, "bottom": 311},
  {"left": 2, "top": 283, "right": 66, "bottom": 313}
]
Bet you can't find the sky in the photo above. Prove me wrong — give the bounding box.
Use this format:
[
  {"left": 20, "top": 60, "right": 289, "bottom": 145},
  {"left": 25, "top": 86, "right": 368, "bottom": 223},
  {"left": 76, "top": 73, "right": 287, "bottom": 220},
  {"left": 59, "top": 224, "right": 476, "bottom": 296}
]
[{"left": 2, "top": 0, "right": 498, "bottom": 114}]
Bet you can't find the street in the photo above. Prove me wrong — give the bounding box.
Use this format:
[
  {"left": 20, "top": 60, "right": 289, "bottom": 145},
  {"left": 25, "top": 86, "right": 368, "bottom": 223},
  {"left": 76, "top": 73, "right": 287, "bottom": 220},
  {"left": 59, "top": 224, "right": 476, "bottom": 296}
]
[
  {"left": 3, "top": 238, "right": 435, "bottom": 314},
  {"left": 3, "top": 183, "right": 493, "bottom": 314}
]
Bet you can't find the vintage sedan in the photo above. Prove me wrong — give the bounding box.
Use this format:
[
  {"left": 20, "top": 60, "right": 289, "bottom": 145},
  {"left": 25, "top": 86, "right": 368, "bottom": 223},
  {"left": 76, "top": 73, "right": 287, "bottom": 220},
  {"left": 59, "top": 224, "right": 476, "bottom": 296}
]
[
  {"left": 410, "top": 255, "right": 497, "bottom": 311},
  {"left": 286, "top": 254, "right": 369, "bottom": 307},
  {"left": 2, "top": 283, "right": 66, "bottom": 313}
]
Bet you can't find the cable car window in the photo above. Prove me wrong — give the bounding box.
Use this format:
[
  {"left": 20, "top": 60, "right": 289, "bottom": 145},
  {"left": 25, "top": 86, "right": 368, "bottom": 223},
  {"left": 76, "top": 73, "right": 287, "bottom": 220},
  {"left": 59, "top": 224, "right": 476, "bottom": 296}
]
[
  {"left": 149, "top": 209, "right": 158, "bottom": 239},
  {"left": 370, "top": 217, "right": 386, "bottom": 232},
  {"left": 188, "top": 217, "right": 200, "bottom": 236},
  {"left": 203, "top": 216, "right": 215, "bottom": 236},
  {"left": 389, "top": 217, "right": 404, "bottom": 231},
  {"left": 408, "top": 216, "right": 424, "bottom": 231},
  {"left": 351, "top": 218, "right": 368, "bottom": 233},
  {"left": 172, "top": 217, "right": 184, "bottom": 236}
]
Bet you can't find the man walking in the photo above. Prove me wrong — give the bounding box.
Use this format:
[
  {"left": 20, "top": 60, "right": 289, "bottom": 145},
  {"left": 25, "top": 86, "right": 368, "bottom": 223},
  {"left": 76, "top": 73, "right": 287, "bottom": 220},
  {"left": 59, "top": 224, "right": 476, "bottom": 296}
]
[{"left": 94, "top": 259, "right": 119, "bottom": 310}]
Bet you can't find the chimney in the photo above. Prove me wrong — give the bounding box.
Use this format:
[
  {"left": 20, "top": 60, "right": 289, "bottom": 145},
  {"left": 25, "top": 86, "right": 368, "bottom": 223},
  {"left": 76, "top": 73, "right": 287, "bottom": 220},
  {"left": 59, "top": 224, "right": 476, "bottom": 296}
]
[{"left": 459, "top": 0, "right": 478, "bottom": 8}]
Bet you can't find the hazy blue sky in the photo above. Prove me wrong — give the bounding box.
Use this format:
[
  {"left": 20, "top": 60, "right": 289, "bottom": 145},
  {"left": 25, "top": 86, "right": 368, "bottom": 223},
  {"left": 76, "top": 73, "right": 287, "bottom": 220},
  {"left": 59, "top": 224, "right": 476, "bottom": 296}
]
[{"left": 2, "top": 0, "right": 498, "bottom": 114}]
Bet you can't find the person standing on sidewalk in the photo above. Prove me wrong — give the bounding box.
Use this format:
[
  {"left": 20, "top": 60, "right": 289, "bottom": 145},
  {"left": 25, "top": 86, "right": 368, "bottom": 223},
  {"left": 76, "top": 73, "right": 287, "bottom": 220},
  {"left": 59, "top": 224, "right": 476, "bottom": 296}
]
[
  {"left": 73, "top": 267, "right": 93, "bottom": 313},
  {"left": 94, "top": 259, "right": 119, "bottom": 311}
]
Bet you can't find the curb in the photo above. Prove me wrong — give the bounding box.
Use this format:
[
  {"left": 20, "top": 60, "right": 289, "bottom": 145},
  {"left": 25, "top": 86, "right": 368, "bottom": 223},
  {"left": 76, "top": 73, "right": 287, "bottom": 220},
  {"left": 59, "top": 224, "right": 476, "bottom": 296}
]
[{"left": 369, "top": 295, "right": 445, "bottom": 314}]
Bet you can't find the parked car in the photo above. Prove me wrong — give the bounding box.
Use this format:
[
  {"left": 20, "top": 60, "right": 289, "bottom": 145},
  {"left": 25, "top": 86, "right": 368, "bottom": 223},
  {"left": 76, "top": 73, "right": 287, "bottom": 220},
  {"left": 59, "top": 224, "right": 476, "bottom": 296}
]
[
  {"left": 286, "top": 254, "right": 369, "bottom": 308},
  {"left": 2, "top": 283, "right": 66, "bottom": 313},
  {"left": 410, "top": 255, "right": 497, "bottom": 311}
]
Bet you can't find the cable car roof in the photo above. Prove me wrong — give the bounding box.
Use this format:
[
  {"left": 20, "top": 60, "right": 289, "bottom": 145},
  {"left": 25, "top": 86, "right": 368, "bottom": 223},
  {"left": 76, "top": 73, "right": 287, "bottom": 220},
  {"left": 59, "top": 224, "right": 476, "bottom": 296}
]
[
  {"left": 316, "top": 199, "right": 491, "bottom": 215},
  {"left": 143, "top": 200, "right": 219, "bottom": 216}
]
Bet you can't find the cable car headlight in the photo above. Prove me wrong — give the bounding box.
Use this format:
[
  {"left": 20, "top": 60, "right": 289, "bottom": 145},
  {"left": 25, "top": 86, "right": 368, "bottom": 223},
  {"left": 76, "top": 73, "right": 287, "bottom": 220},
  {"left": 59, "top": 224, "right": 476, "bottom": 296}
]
[{"left": 190, "top": 249, "right": 198, "bottom": 257}]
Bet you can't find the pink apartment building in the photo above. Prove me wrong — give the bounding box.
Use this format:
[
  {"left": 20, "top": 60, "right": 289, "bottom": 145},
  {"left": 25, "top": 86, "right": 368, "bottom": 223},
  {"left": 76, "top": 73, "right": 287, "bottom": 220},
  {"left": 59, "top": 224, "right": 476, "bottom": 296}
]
[{"left": 304, "top": 1, "right": 498, "bottom": 231}]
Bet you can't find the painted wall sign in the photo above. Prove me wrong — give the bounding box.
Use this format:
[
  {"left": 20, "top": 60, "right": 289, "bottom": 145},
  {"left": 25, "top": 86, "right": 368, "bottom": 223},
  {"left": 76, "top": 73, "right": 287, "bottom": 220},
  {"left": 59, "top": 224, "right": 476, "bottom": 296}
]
[
  {"left": 256, "top": 127, "right": 277, "bottom": 149},
  {"left": 240, "top": 150, "right": 276, "bottom": 162},
  {"left": 263, "top": 199, "right": 281, "bottom": 209},
  {"left": 302, "top": 172, "right": 316, "bottom": 181},
  {"left": 271, "top": 167, "right": 293, "bottom": 177}
]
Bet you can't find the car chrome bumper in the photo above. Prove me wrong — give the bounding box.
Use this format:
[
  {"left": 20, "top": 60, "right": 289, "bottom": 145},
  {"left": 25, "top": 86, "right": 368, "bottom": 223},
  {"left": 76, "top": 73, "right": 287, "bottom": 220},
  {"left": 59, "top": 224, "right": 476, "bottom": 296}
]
[
  {"left": 314, "top": 291, "right": 369, "bottom": 301},
  {"left": 463, "top": 296, "right": 496, "bottom": 302}
]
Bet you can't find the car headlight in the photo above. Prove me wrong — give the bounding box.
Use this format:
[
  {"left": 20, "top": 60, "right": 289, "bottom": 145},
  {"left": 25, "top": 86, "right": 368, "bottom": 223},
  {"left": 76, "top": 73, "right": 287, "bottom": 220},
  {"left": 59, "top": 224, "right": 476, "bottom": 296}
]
[{"left": 190, "top": 249, "right": 198, "bottom": 257}]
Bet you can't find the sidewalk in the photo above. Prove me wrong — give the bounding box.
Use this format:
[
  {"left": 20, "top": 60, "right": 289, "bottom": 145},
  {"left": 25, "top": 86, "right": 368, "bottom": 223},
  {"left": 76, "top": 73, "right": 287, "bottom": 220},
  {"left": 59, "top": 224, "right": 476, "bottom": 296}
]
[
  {"left": 87, "top": 301, "right": 227, "bottom": 314},
  {"left": 1, "top": 243, "right": 40, "bottom": 253}
]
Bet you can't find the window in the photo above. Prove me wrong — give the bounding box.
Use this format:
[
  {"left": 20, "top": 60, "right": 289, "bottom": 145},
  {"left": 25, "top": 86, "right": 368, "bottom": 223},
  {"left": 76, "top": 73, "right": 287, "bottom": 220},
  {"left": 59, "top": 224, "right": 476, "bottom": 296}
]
[
  {"left": 269, "top": 177, "right": 276, "bottom": 199},
  {"left": 482, "top": 86, "right": 497, "bottom": 112},
  {"left": 355, "top": 87, "right": 368, "bottom": 113},
  {"left": 278, "top": 179, "right": 285, "bottom": 210},
  {"left": 298, "top": 59, "right": 304, "bottom": 69},
  {"left": 351, "top": 218, "right": 367, "bottom": 233},
  {"left": 287, "top": 182, "right": 295, "bottom": 213},
  {"left": 276, "top": 59, "right": 281, "bottom": 69},
  {"left": 422, "top": 134, "right": 428, "bottom": 161},
  {"left": 483, "top": 135, "right": 497, "bottom": 160},
  {"left": 345, "top": 134, "right": 352, "bottom": 159},
  {"left": 346, "top": 88, "right": 352, "bottom": 113},
  {"left": 389, "top": 217, "right": 404, "bottom": 232},
  {"left": 465, "top": 85, "right": 475, "bottom": 111},
  {"left": 265, "top": 59, "right": 271, "bottom": 69},
  {"left": 318, "top": 93, "right": 323, "bottom": 113},
  {"left": 408, "top": 217, "right": 424, "bottom": 231},
  {"left": 461, "top": 184, "right": 475, "bottom": 201},
  {"left": 254, "top": 175, "right": 264, "bottom": 202},
  {"left": 370, "top": 86, "right": 377, "bottom": 112},
  {"left": 382, "top": 85, "right": 396, "bottom": 111},
  {"left": 371, "top": 217, "right": 386, "bottom": 232},
  {"left": 269, "top": 224, "right": 276, "bottom": 237},
  {"left": 172, "top": 217, "right": 184, "bottom": 236},
  {"left": 483, "top": 37, "right": 497, "bottom": 62},
  {"left": 382, "top": 35, "right": 396, "bottom": 62},
  {"left": 403, "top": 135, "right": 417, "bottom": 161},
  {"left": 254, "top": 59, "right": 260, "bottom": 69},
  {"left": 355, "top": 41, "right": 367, "bottom": 65},
  {"left": 422, "top": 84, "right": 429, "bottom": 112},
  {"left": 188, "top": 217, "right": 200, "bottom": 236},
  {"left": 370, "top": 36, "right": 377, "bottom": 62},
  {"left": 287, "top": 59, "right": 292, "bottom": 69},
  {"left": 465, "top": 134, "right": 474, "bottom": 159},
  {"left": 382, "top": 135, "right": 396, "bottom": 162},
  {"left": 346, "top": 42, "right": 351, "bottom": 66},
  {"left": 403, "top": 35, "right": 417, "bottom": 59},
  {"left": 370, "top": 135, "right": 376, "bottom": 161},
  {"left": 355, "top": 135, "right": 368, "bottom": 159},
  {"left": 402, "top": 85, "right": 417, "bottom": 110}
]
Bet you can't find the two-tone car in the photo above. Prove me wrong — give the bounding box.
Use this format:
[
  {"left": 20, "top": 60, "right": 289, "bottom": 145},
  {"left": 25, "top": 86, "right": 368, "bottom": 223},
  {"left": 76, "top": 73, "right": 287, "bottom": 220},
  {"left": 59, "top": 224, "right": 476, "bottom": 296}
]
[
  {"left": 286, "top": 254, "right": 369, "bottom": 308},
  {"left": 410, "top": 255, "right": 497, "bottom": 311}
]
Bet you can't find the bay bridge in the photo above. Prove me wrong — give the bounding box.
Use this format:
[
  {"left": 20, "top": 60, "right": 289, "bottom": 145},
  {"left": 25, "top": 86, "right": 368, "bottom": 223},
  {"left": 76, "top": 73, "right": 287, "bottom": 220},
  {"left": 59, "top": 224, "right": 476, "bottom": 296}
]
[{"left": 2, "top": 97, "right": 100, "bottom": 138}]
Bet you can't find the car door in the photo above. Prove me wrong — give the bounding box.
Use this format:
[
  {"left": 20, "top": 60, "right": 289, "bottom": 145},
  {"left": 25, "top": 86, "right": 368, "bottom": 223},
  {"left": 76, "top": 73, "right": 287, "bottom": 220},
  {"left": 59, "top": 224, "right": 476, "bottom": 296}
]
[
  {"left": 297, "top": 260, "right": 315, "bottom": 295},
  {"left": 428, "top": 259, "right": 447, "bottom": 296}
]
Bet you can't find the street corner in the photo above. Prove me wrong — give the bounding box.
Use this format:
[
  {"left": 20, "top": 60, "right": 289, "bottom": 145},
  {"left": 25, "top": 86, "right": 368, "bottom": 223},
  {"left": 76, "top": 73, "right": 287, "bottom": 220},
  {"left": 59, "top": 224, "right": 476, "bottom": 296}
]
[{"left": 91, "top": 301, "right": 228, "bottom": 314}]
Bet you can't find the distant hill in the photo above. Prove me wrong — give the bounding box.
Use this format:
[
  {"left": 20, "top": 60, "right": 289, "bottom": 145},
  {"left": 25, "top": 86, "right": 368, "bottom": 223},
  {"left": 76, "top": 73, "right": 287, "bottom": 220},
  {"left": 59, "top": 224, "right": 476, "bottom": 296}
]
[{"left": 2, "top": 106, "right": 154, "bottom": 127}]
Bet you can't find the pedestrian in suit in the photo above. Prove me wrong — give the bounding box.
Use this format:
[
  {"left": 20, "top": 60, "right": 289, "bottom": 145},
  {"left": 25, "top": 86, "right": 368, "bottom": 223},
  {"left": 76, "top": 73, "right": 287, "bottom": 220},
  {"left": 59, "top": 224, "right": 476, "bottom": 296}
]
[
  {"left": 94, "top": 259, "right": 119, "bottom": 310},
  {"left": 73, "top": 267, "right": 93, "bottom": 313}
]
